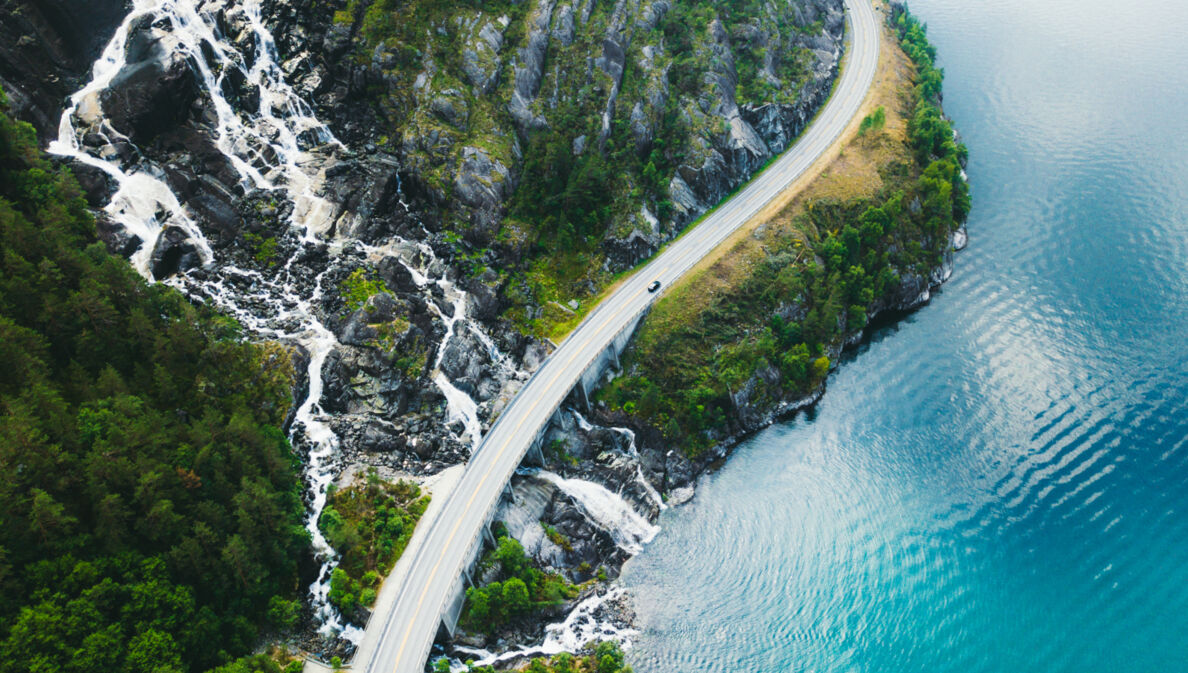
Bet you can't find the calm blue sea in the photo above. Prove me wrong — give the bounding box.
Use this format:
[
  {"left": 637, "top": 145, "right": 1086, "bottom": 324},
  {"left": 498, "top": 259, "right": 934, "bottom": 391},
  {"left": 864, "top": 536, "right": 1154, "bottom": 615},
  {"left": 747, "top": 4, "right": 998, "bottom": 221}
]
[{"left": 620, "top": 0, "right": 1188, "bottom": 670}]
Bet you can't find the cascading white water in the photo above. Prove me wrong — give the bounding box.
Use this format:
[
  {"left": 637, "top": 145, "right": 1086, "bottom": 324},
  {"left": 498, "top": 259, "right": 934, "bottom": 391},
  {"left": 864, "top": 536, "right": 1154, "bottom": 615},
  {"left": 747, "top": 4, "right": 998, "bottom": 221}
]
[
  {"left": 47, "top": 0, "right": 359, "bottom": 641},
  {"left": 428, "top": 278, "right": 487, "bottom": 452},
  {"left": 49, "top": 0, "right": 512, "bottom": 645},
  {"left": 47, "top": 0, "right": 648, "bottom": 662},
  {"left": 363, "top": 238, "right": 505, "bottom": 456},
  {"left": 46, "top": 1, "right": 212, "bottom": 277},
  {"left": 570, "top": 410, "right": 667, "bottom": 511},
  {"left": 48, "top": 0, "right": 337, "bottom": 277},
  {"left": 359, "top": 234, "right": 509, "bottom": 455},
  {"left": 203, "top": 259, "right": 366, "bottom": 641},
  {"left": 534, "top": 470, "right": 659, "bottom": 554},
  {"left": 430, "top": 282, "right": 484, "bottom": 451}
]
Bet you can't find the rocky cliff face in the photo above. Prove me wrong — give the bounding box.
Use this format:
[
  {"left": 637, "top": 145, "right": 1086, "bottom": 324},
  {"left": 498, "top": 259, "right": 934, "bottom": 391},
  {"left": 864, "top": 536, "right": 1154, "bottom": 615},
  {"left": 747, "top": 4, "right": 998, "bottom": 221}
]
[
  {"left": 262, "top": 0, "right": 846, "bottom": 330},
  {"left": 0, "top": 0, "right": 130, "bottom": 140}
]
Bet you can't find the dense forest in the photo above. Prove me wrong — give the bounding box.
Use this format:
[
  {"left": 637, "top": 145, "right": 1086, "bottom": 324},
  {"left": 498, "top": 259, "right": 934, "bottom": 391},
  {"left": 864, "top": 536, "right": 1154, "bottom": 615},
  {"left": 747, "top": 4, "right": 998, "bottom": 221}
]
[{"left": 0, "top": 89, "right": 309, "bottom": 672}]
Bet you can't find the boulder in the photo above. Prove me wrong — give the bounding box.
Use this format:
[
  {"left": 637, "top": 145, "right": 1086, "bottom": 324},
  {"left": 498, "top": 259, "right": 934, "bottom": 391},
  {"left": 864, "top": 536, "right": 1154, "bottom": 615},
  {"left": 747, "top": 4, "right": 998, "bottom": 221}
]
[
  {"left": 149, "top": 225, "right": 201, "bottom": 279},
  {"left": 186, "top": 176, "right": 243, "bottom": 248},
  {"left": 94, "top": 213, "right": 143, "bottom": 258},
  {"left": 320, "top": 345, "right": 406, "bottom": 416},
  {"left": 437, "top": 328, "right": 491, "bottom": 397},
  {"left": 320, "top": 155, "right": 405, "bottom": 241},
  {"left": 336, "top": 292, "right": 406, "bottom": 347},
  {"left": 66, "top": 159, "right": 118, "bottom": 208},
  {"left": 507, "top": 0, "right": 555, "bottom": 132},
  {"left": 460, "top": 19, "right": 505, "bottom": 94},
  {"left": 453, "top": 146, "right": 511, "bottom": 239},
  {"left": 463, "top": 274, "right": 502, "bottom": 322},
  {"left": 100, "top": 17, "right": 201, "bottom": 144}
]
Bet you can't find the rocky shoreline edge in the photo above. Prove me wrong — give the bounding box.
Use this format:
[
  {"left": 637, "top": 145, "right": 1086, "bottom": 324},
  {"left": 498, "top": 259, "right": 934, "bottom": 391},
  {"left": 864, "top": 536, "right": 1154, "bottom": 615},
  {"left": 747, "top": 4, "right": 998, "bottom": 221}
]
[{"left": 433, "top": 223, "right": 968, "bottom": 668}]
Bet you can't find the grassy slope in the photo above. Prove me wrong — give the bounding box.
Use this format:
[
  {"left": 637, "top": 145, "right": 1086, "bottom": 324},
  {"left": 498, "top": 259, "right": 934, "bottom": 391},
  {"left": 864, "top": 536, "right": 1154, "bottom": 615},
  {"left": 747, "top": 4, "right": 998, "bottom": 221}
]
[{"left": 598, "top": 5, "right": 970, "bottom": 456}]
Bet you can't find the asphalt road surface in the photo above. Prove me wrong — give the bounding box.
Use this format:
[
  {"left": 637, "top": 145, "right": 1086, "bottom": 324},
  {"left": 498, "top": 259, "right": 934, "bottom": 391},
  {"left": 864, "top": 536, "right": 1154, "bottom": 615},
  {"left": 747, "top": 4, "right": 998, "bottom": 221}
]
[{"left": 360, "top": 1, "right": 880, "bottom": 670}]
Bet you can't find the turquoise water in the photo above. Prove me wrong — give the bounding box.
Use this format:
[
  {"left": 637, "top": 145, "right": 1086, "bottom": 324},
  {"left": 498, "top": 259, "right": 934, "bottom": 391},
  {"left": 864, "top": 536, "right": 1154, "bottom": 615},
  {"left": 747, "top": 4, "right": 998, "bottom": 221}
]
[{"left": 620, "top": 0, "right": 1188, "bottom": 670}]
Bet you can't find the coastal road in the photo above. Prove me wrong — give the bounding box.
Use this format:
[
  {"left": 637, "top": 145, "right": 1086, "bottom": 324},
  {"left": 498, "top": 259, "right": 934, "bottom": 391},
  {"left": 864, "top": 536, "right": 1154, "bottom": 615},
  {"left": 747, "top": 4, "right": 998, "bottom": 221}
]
[{"left": 359, "top": 1, "right": 880, "bottom": 671}]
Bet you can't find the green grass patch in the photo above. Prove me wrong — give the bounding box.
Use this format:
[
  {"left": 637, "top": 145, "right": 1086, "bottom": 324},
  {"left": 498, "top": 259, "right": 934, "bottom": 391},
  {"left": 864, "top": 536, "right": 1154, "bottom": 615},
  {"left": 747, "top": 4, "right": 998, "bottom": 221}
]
[
  {"left": 599, "top": 8, "right": 970, "bottom": 457},
  {"left": 339, "top": 268, "right": 393, "bottom": 313}
]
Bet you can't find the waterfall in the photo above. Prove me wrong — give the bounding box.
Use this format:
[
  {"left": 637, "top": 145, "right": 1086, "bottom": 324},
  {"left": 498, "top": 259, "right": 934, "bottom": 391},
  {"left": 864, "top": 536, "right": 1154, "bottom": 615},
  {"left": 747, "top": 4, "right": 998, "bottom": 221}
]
[
  {"left": 359, "top": 237, "right": 495, "bottom": 454},
  {"left": 47, "top": 0, "right": 212, "bottom": 278},
  {"left": 607, "top": 425, "right": 667, "bottom": 512},
  {"left": 48, "top": 0, "right": 353, "bottom": 642},
  {"left": 533, "top": 471, "right": 659, "bottom": 555},
  {"left": 428, "top": 282, "right": 485, "bottom": 451},
  {"left": 48, "top": 0, "right": 512, "bottom": 645},
  {"left": 49, "top": 0, "right": 338, "bottom": 277},
  {"left": 569, "top": 410, "right": 666, "bottom": 511}
]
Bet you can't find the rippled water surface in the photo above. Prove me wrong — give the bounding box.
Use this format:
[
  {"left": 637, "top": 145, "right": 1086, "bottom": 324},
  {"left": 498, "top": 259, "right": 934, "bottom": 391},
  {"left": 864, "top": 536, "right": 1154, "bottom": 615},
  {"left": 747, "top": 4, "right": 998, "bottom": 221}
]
[{"left": 621, "top": 0, "right": 1188, "bottom": 670}]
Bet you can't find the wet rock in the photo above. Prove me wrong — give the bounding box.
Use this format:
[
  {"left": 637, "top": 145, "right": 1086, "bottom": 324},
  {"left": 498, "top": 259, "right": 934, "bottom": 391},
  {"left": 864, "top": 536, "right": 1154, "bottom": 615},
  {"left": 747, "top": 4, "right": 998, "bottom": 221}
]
[
  {"left": 336, "top": 292, "right": 400, "bottom": 347},
  {"left": 94, "top": 213, "right": 143, "bottom": 258},
  {"left": 149, "top": 226, "right": 201, "bottom": 279},
  {"left": 0, "top": 0, "right": 130, "bottom": 141},
  {"left": 101, "top": 17, "right": 202, "bottom": 144},
  {"left": 353, "top": 419, "right": 406, "bottom": 454},
  {"left": 320, "top": 345, "right": 406, "bottom": 416},
  {"left": 187, "top": 176, "right": 243, "bottom": 248},
  {"left": 463, "top": 270, "right": 502, "bottom": 321},
  {"left": 66, "top": 159, "right": 118, "bottom": 207},
  {"left": 878, "top": 272, "right": 930, "bottom": 313},
  {"left": 438, "top": 329, "right": 493, "bottom": 398},
  {"left": 219, "top": 64, "right": 260, "bottom": 111},
  {"left": 321, "top": 155, "right": 405, "bottom": 241},
  {"left": 377, "top": 255, "right": 421, "bottom": 294},
  {"left": 666, "top": 486, "right": 694, "bottom": 506}
]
